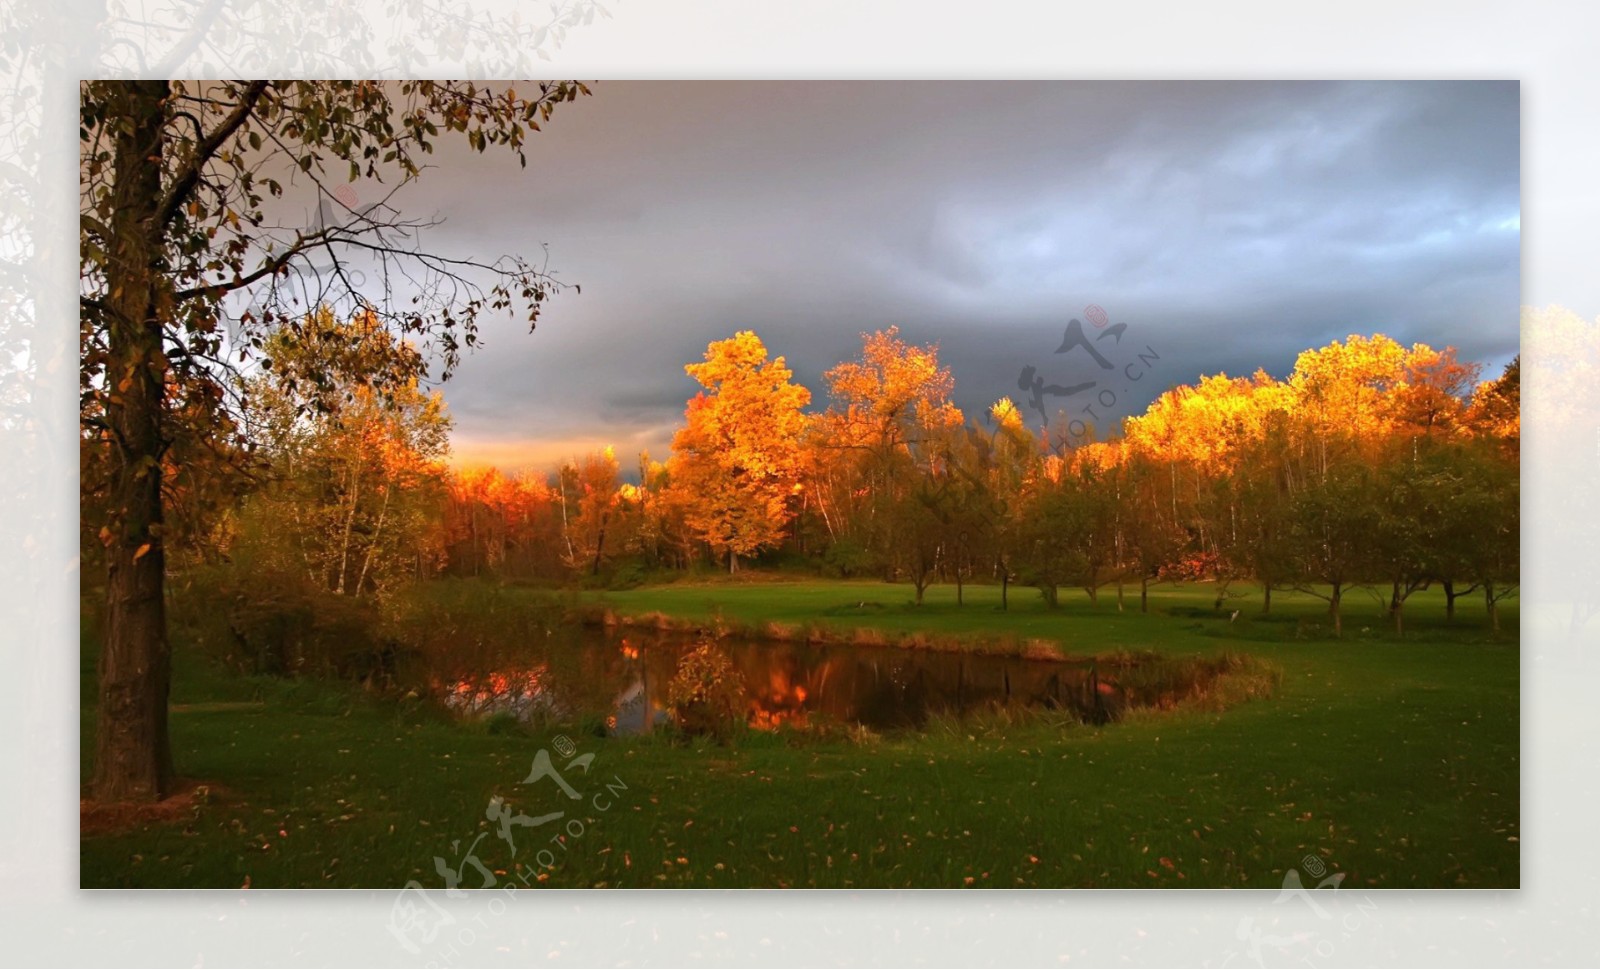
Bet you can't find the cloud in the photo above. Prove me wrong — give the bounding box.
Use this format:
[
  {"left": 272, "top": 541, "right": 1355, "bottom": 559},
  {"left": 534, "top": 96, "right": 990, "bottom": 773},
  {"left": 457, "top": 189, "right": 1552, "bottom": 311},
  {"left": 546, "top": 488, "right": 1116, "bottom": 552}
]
[{"left": 384, "top": 80, "right": 1517, "bottom": 462}]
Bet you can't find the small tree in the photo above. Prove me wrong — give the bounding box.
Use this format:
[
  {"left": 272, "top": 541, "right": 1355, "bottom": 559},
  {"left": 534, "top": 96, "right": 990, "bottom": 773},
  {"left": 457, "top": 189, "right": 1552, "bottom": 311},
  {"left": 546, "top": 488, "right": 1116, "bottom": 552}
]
[
  {"left": 1287, "top": 459, "right": 1380, "bottom": 637},
  {"left": 1371, "top": 441, "right": 1438, "bottom": 636},
  {"left": 666, "top": 641, "right": 746, "bottom": 739},
  {"left": 1015, "top": 459, "right": 1095, "bottom": 609},
  {"left": 885, "top": 474, "right": 950, "bottom": 605},
  {"left": 816, "top": 327, "right": 965, "bottom": 577},
  {"left": 1453, "top": 441, "right": 1520, "bottom": 632},
  {"left": 238, "top": 308, "right": 452, "bottom": 598},
  {"left": 556, "top": 447, "right": 625, "bottom": 577},
  {"left": 1122, "top": 450, "right": 1186, "bottom": 613},
  {"left": 983, "top": 398, "right": 1037, "bottom": 610}
]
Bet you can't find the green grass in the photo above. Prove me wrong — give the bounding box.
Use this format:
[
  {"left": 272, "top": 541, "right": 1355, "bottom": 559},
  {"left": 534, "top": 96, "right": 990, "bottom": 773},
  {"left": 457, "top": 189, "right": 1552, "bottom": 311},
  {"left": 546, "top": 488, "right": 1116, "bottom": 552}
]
[
  {"left": 580, "top": 577, "right": 1514, "bottom": 653},
  {"left": 80, "top": 578, "right": 1518, "bottom": 889}
]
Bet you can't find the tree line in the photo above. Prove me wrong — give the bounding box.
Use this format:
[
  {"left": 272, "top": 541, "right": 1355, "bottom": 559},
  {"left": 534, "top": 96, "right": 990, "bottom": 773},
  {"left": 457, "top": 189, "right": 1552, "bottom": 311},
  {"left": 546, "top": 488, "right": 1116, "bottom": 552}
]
[{"left": 89, "top": 317, "right": 1519, "bottom": 644}]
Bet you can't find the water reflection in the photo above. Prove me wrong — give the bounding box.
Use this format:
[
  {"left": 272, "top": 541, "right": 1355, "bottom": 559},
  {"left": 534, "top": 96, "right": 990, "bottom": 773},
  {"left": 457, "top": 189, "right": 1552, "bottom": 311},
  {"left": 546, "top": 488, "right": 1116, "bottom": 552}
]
[
  {"left": 445, "top": 666, "right": 565, "bottom": 721},
  {"left": 435, "top": 625, "right": 1172, "bottom": 734}
]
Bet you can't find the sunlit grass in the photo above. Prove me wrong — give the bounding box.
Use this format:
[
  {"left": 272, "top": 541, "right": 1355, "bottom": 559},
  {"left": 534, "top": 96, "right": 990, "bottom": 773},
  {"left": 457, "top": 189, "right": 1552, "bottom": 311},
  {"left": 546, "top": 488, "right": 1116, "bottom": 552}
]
[{"left": 582, "top": 577, "right": 1515, "bottom": 654}]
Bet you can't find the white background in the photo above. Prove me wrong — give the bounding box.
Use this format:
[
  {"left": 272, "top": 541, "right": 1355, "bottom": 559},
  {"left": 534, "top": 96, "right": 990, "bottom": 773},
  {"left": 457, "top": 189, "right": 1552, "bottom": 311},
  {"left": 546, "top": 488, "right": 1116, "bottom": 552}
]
[{"left": 2, "top": 0, "right": 1596, "bottom": 965}]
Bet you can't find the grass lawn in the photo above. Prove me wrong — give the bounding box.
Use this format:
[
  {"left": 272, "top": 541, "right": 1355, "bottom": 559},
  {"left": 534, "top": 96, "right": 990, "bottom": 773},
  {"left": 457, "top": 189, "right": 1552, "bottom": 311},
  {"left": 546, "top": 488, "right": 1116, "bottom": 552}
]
[{"left": 80, "top": 578, "right": 1519, "bottom": 889}]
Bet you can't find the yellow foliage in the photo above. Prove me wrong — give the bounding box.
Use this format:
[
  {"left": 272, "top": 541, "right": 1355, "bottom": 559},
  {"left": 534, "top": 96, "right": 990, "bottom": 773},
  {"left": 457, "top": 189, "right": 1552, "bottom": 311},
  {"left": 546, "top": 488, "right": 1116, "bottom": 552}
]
[
  {"left": 668, "top": 331, "right": 812, "bottom": 563},
  {"left": 990, "top": 397, "right": 1025, "bottom": 432},
  {"left": 823, "top": 326, "right": 964, "bottom": 447}
]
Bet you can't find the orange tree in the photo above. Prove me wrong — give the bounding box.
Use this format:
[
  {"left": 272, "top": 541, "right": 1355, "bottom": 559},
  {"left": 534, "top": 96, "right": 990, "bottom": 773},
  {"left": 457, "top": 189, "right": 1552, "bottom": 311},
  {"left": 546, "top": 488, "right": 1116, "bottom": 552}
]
[
  {"left": 811, "top": 327, "right": 964, "bottom": 576},
  {"left": 668, "top": 332, "right": 812, "bottom": 571},
  {"left": 235, "top": 309, "right": 452, "bottom": 599}
]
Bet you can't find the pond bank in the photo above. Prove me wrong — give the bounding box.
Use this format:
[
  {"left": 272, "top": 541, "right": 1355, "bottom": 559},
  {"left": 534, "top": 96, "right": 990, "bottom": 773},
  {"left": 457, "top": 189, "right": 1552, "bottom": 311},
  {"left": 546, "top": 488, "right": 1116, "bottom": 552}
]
[{"left": 575, "top": 603, "right": 1108, "bottom": 662}]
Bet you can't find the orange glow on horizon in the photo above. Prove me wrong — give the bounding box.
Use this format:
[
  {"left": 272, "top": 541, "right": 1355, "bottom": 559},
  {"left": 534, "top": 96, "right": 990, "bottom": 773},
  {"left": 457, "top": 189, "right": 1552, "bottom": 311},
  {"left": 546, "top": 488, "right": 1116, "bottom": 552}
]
[{"left": 448, "top": 428, "right": 678, "bottom": 475}]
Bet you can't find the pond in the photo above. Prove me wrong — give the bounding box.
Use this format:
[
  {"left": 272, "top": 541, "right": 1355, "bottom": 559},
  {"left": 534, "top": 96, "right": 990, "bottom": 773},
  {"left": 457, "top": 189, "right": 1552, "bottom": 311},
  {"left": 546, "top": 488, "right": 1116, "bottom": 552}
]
[{"left": 427, "top": 623, "right": 1225, "bottom": 735}]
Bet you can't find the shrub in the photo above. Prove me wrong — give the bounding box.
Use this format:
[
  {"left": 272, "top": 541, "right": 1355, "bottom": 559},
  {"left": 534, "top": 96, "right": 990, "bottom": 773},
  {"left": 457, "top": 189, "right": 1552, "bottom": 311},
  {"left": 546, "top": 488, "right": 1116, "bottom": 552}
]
[
  {"left": 607, "top": 559, "right": 650, "bottom": 590},
  {"left": 172, "top": 564, "right": 385, "bottom": 682},
  {"left": 665, "top": 640, "right": 747, "bottom": 739},
  {"left": 820, "top": 538, "right": 874, "bottom": 578},
  {"left": 1112, "top": 651, "right": 1281, "bottom": 715}
]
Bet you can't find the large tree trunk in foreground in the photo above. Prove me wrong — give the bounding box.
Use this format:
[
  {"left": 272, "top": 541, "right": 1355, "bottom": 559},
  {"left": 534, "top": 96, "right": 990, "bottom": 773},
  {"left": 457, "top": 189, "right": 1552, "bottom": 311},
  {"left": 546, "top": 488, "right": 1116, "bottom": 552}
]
[{"left": 93, "top": 80, "right": 175, "bottom": 802}]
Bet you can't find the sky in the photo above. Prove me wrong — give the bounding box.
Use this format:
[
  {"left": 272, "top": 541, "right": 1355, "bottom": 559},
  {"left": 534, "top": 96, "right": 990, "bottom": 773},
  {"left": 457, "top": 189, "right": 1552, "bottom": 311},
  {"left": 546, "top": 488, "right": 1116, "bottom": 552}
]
[{"left": 381, "top": 80, "right": 1520, "bottom": 472}]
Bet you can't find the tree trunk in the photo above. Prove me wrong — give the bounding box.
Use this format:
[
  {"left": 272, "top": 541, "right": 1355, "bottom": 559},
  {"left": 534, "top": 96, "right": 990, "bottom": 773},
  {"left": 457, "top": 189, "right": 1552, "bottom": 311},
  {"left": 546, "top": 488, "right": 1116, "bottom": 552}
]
[
  {"left": 334, "top": 454, "right": 361, "bottom": 593},
  {"left": 94, "top": 80, "right": 175, "bottom": 802},
  {"left": 1485, "top": 580, "right": 1499, "bottom": 633},
  {"left": 557, "top": 484, "right": 575, "bottom": 566},
  {"left": 1140, "top": 574, "right": 1149, "bottom": 613},
  {"left": 355, "top": 481, "right": 393, "bottom": 597},
  {"left": 1444, "top": 580, "right": 1457, "bottom": 622},
  {"left": 591, "top": 511, "right": 609, "bottom": 576},
  {"left": 1329, "top": 583, "right": 1343, "bottom": 638},
  {"left": 1262, "top": 583, "right": 1272, "bottom": 614},
  {"left": 1001, "top": 566, "right": 1009, "bottom": 611}
]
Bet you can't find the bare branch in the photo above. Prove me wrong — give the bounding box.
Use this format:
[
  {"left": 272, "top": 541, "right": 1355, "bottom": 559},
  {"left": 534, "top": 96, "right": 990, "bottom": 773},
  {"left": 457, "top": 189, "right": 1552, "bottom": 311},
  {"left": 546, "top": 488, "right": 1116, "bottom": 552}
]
[{"left": 154, "top": 79, "right": 269, "bottom": 233}]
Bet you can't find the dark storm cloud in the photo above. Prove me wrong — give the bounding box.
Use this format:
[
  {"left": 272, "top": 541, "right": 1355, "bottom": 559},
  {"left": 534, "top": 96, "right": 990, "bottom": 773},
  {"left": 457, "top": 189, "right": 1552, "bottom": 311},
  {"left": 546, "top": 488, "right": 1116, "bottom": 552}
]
[{"left": 385, "top": 81, "right": 1518, "bottom": 467}]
